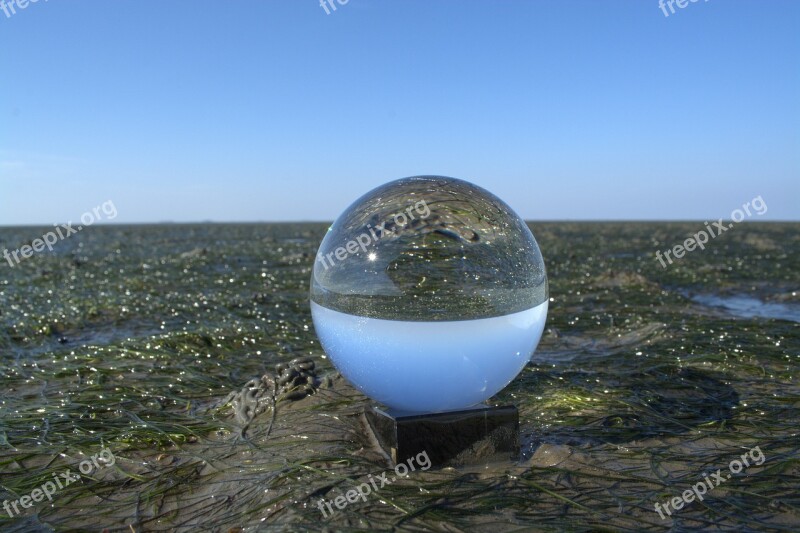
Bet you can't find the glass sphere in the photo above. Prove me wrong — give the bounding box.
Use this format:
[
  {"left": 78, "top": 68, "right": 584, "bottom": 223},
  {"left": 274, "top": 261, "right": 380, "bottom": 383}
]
[{"left": 310, "top": 176, "right": 548, "bottom": 413}]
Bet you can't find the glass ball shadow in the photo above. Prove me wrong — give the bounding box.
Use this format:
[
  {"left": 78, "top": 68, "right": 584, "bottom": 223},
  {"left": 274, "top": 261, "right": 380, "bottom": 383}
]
[{"left": 310, "top": 176, "right": 548, "bottom": 413}]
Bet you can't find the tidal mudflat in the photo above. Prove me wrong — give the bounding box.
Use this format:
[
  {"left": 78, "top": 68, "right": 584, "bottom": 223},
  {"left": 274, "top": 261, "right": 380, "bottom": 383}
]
[{"left": 0, "top": 222, "right": 798, "bottom": 531}]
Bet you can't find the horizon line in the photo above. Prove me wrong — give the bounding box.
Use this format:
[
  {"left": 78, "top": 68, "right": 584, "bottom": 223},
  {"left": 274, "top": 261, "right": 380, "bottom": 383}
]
[{"left": 0, "top": 218, "right": 797, "bottom": 228}]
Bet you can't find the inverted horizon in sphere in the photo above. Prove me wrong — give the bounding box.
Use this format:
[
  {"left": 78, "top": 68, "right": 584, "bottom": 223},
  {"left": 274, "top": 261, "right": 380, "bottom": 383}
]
[{"left": 311, "top": 300, "right": 548, "bottom": 413}]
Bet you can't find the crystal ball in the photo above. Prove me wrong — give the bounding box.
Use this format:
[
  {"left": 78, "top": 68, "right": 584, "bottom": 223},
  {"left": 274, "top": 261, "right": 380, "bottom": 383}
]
[{"left": 310, "top": 176, "right": 548, "bottom": 413}]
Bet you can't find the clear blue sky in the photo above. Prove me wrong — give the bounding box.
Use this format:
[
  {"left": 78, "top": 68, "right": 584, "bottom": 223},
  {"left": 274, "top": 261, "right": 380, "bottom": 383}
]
[{"left": 1, "top": 0, "right": 798, "bottom": 224}]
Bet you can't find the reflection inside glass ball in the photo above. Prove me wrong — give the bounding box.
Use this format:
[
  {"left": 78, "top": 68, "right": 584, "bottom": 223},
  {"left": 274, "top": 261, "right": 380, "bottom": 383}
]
[{"left": 310, "top": 176, "right": 548, "bottom": 413}]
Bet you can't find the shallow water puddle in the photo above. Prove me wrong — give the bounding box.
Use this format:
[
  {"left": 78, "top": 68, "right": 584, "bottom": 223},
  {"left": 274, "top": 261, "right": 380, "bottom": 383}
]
[{"left": 691, "top": 294, "right": 800, "bottom": 323}]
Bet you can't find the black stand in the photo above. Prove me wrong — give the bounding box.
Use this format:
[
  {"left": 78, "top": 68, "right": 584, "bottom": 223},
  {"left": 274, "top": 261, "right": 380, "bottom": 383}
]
[{"left": 365, "top": 404, "right": 519, "bottom": 467}]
